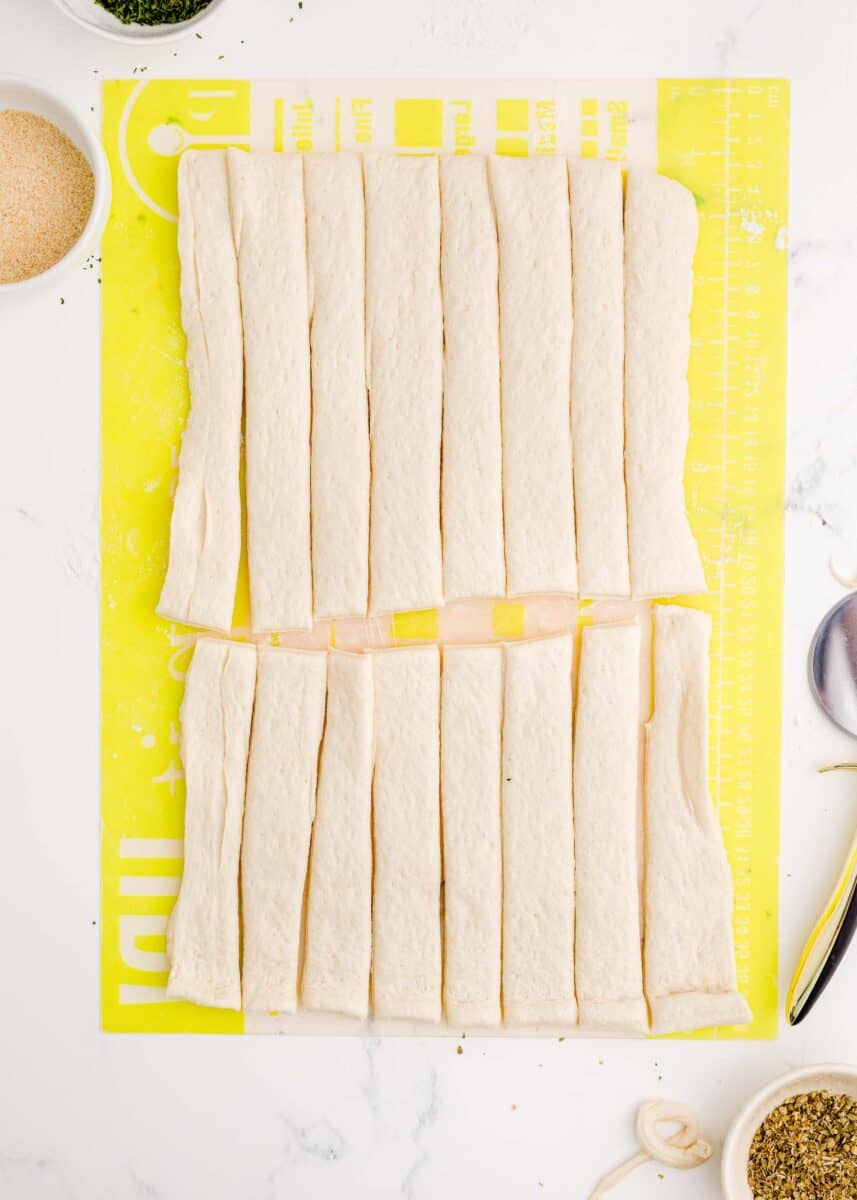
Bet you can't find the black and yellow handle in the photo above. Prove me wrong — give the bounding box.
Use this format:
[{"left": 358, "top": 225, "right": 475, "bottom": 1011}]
[{"left": 787, "top": 815, "right": 857, "bottom": 1025}]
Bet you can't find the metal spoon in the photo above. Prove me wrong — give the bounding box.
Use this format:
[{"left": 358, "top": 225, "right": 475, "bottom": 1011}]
[{"left": 787, "top": 592, "right": 857, "bottom": 1024}]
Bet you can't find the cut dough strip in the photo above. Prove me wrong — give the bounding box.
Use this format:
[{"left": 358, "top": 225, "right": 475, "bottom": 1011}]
[
  {"left": 227, "top": 149, "right": 313, "bottom": 633},
  {"left": 439, "top": 155, "right": 505, "bottom": 602},
  {"left": 441, "top": 644, "right": 503, "bottom": 1026},
  {"left": 302, "top": 651, "right": 374, "bottom": 1019},
  {"left": 372, "top": 645, "right": 442, "bottom": 1021},
  {"left": 491, "top": 156, "right": 577, "bottom": 598},
  {"left": 364, "top": 155, "right": 443, "bottom": 614},
  {"left": 624, "top": 169, "right": 706, "bottom": 598},
  {"left": 569, "top": 158, "right": 630, "bottom": 597},
  {"left": 644, "top": 605, "right": 751, "bottom": 1034},
  {"left": 502, "top": 634, "right": 577, "bottom": 1025},
  {"left": 573, "top": 622, "right": 647, "bottom": 1032},
  {"left": 157, "top": 151, "right": 243, "bottom": 633},
  {"left": 241, "top": 646, "right": 327, "bottom": 1012},
  {"left": 304, "top": 154, "right": 370, "bottom": 621},
  {"left": 166, "top": 637, "right": 256, "bottom": 1010}
]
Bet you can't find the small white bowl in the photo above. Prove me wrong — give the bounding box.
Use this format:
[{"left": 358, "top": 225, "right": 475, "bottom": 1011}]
[
  {"left": 0, "top": 75, "right": 111, "bottom": 298},
  {"left": 51, "top": 0, "right": 232, "bottom": 44},
  {"left": 721, "top": 1063, "right": 857, "bottom": 1198}
]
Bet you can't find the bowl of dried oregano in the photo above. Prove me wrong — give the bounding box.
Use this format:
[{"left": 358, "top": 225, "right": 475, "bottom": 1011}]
[{"left": 722, "top": 1063, "right": 857, "bottom": 1199}]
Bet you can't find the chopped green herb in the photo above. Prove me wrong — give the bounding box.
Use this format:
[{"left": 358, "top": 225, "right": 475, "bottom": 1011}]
[{"left": 94, "top": 0, "right": 212, "bottom": 24}]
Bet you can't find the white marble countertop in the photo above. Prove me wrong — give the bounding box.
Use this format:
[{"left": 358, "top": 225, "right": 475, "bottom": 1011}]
[{"left": 2, "top": 1, "right": 857, "bottom": 1196}]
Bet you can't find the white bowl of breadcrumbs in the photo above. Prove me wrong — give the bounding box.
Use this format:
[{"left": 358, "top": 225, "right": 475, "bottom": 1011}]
[{"left": 0, "top": 75, "right": 110, "bottom": 296}]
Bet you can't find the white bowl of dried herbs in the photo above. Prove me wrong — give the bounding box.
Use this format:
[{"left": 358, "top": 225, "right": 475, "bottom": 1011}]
[
  {"left": 51, "top": 0, "right": 232, "bottom": 44},
  {"left": 722, "top": 1063, "right": 857, "bottom": 1199}
]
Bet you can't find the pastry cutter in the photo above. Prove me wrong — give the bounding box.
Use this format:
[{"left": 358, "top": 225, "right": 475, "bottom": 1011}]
[{"left": 787, "top": 590, "right": 857, "bottom": 1024}]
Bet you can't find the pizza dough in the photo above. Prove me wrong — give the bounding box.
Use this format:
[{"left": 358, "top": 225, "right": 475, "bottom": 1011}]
[
  {"left": 302, "top": 651, "right": 374, "bottom": 1019},
  {"left": 241, "top": 646, "right": 327, "bottom": 1013},
  {"left": 227, "top": 150, "right": 312, "bottom": 633},
  {"left": 490, "top": 156, "right": 577, "bottom": 598},
  {"left": 644, "top": 605, "right": 751, "bottom": 1034},
  {"left": 439, "top": 155, "right": 505, "bottom": 602},
  {"left": 157, "top": 151, "right": 243, "bottom": 633},
  {"left": 440, "top": 644, "right": 503, "bottom": 1026},
  {"left": 304, "top": 154, "right": 370, "bottom": 620},
  {"left": 569, "top": 159, "right": 630, "bottom": 597},
  {"left": 371, "top": 645, "right": 442, "bottom": 1021},
  {"left": 573, "top": 622, "right": 647, "bottom": 1032},
  {"left": 364, "top": 154, "right": 443, "bottom": 614},
  {"left": 166, "top": 638, "right": 256, "bottom": 1009},
  {"left": 502, "top": 634, "right": 577, "bottom": 1025},
  {"left": 625, "top": 168, "right": 706, "bottom": 598}
]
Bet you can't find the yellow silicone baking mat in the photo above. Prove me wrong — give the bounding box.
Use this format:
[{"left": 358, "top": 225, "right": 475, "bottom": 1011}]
[{"left": 101, "top": 78, "right": 788, "bottom": 1036}]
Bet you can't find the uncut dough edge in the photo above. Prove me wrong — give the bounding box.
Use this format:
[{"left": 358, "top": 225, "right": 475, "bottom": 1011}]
[
  {"left": 372, "top": 645, "right": 442, "bottom": 1022},
  {"left": 490, "top": 155, "right": 577, "bottom": 598},
  {"left": 624, "top": 168, "right": 706, "bottom": 599},
  {"left": 301, "top": 651, "right": 374, "bottom": 1020},
  {"left": 573, "top": 621, "right": 647, "bottom": 1033},
  {"left": 644, "top": 605, "right": 752, "bottom": 1035},
  {"left": 364, "top": 154, "right": 444, "bottom": 615},
  {"left": 304, "top": 153, "right": 370, "bottom": 621},
  {"left": 166, "top": 637, "right": 256, "bottom": 1010},
  {"left": 568, "top": 158, "right": 630, "bottom": 598},
  {"left": 157, "top": 150, "right": 243, "bottom": 634},
  {"left": 441, "top": 643, "right": 503, "bottom": 1027},
  {"left": 502, "top": 633, "right": 577, "bottom": 1026},
  {"left": 439, "top": 155, "right": 506, "bottom": 602},
  {"left": 241, "top": 646, "right": 327, "bottom": 1013},
  {"left": 227, "top": 149, "right": 313, "bottom": 633}
]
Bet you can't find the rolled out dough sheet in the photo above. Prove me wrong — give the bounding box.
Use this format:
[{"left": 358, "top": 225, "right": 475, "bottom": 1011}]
[
  {"left": 227, "top": 150, "right": 313, "bottom": 633},
  {"left": 439, "top": 155, "right": 505, "bottom": 602},
  {"left": 157, "top": 150, "right": 243, "bottom": 633},
  {"left": 441, "top": 644, "right": 503, "bottom": 1027},
  {"left": 569, "top": 158, "right": 630, "bottom": 598},
  {"left": 624, "top": 168, "right": 706, "bottom": 598},
  {"left": 372, "top": 645, "right": 442, "bottom": 1021},
  {"left": 573, "top": 622, "right": 647, "bottom": 1032},
  {"left": 302, "top": 651, "right": 374, "bottom": 1019},
  {"left": 490, "top": 156, "right": 577, "bottom": 598},
  {"left": 502, "top": 634, "right": 577, "bottom": 1025},
  {"left": 241, "top": 646, "right": 327, "bottom": 1013},
  {"left": 304, "top": 154, "right": 370, "bottom": 621},
  {"left": 364, "top": 154, "right": 443, "bottom": 614},
  {"left": 166, "top": 638, "right": 256, "bottom": 1009},
  {"left": 644, "top": 605, "right": 751, "bottom": 1034}
]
